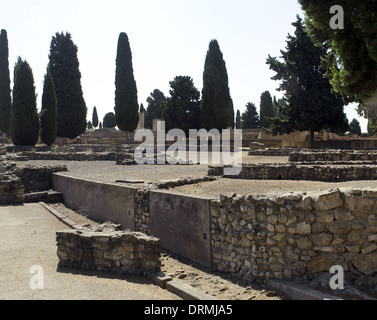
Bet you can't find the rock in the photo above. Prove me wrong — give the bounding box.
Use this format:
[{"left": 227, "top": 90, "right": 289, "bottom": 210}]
[
  {"left": 312, "top": 189, "right": 343, "bottom": 211},
  {"left": 315, "top": 211, "right": 335, "bottom": 224},
  {"left": 307, "top": 254, "right": 337, "bottom": 273},
  {"left": 353, "top": 253, "right": 377, "bottom": 275},
  {"left": 346, "top": 195, "right": 374, "bottom": 213},
  {"left": 311, "top": 233, "right": 333, "bottom": 246},
  {"left": 295, "top": 237, "right": 313, "bottom": 250},
  {"left": 328, "top": 221, "right": 352, "bottom": 235}
]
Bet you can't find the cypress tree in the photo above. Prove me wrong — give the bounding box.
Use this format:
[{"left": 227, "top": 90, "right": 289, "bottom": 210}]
[
  {"left": 40, "top": 71, "right": 57, "bottom": 146},
  {"left": 236, "top": 110, "right": 241, "bottom": 129},
  {"left": 201, "top": 40, "right": 232, "bottom": 131},
  {"left": 260, "top": 91, "right": 274, "bottom": 128},
  {"left": 11, "top": 58, "right": 39, "bottom": 146},
  {"left": 92, "top": 106, "right": 99, "bottom": 128},
  {"left": 0, "top": 29, "right": 11, "bottom": 134},
  {"left": 115, "top": 32, "right": 139, "bottom": 132},
  {"left": 48, "top": 32, "right": 87, "bottom": 139}
]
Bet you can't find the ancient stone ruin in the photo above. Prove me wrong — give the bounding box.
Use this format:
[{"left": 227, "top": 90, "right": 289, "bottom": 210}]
[{"left": 56, "top": 224, "right": 161, "bottom": 275}]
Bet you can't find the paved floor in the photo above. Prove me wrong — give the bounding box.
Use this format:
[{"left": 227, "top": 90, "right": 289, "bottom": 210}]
[{"left": 0, "top": 203, "right": 178, "bottom": 300}]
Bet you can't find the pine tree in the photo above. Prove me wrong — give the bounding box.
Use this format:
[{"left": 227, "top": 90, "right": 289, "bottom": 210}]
[
  {"left": 201, "top": 40, "right": 232, "bottom": 131},
  {"left": 162, "top": 76, "right": 201, "bottom": 134},
  {"left": 103, "top": 112, "right": 116, "bottom": 128},
  {"left": 48, "top": 32, "right": 87, "bottom": 139},
  {"left": 145, "top": 89, "right": 166, "bottom": 129},
  {"left": 115, "top": 32, "right": 139, "bottom": 132},
  {"left": 241, "top": 103, "right": 260, "bottom": 129},
  {"left": 266, "top": 16, "right": 349, "bottom": 147},
  {"left": 92, "top": 106, "right": 99, "bottom": 128},
  {"left": 259, "top": 91, "right": 274, "bottom": 128},
  {"left": 299, "top": 0, "right": 377, "bottom": 107},
  {"left": 349, "top": 119, "right": 361, "bottom": 136},
  {"left": 40, "top": 71, "right": 57, "bottom": 146},
  {"left": 0, "top": 29, "right": 11, "bottom": 134},
  {"left": 11, "top": 58, "right": 39, "bottom": 146}
]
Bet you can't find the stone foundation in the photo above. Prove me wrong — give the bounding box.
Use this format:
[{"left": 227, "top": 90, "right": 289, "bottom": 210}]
[{"left": 56, "top": 224, "right": 161, "bottom": 275}]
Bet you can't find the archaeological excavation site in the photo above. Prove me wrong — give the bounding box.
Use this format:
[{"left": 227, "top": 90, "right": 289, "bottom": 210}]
[{"left": 2, "top": 127, "right": 377, "bottom": 300}]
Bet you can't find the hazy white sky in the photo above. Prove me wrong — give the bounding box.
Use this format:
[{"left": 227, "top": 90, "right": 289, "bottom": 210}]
[{"left": 0, "top": 0, "right": 367, "bottom": 131}]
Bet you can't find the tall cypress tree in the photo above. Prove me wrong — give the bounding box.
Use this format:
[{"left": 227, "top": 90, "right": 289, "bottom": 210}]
[
  {"left": 92, "top": 106, "right": 99, "bottom": 128},
  {"left": 0, "top": 29, "right": 11, "bottom": 134},
  {"left": 259, "top": 91, "right": 274, "bottom": 129},
  {"left": 40, "top": 71, "right": 57, "bottom": 146},
  {"left": 201, "top": 40, "right": 232, "bottom": 131},
  {"left": 11, "top": 58, "right": 39, "bottom": 146},
  {"left": 115, "top": 32, "right": 139, "bottom": 132},
  {"left": 48, "top": 32, "right": 87, "bottom": 139}
]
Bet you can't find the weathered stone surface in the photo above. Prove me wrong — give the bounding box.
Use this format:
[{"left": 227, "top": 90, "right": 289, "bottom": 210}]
[
  {"left": 311, "top": 233, "right": 333, "bottom": 246},
  {"left": 312, "top": 189, "right": 343, "bottom": 211},
  {"left": 353, "top": 253, "right": 377, "bottom": 275},
  {"left": 328, "top": 221, "right": 352, "bottom": 235},
  {"left": 209, "top": 188, "right": 377, "bottom": 283},
  {"left": 307, "top": 254, "right": 337, "bottom": 273},
  {"left": 56, "top": 226, "right": 161, "bottom": 275}
]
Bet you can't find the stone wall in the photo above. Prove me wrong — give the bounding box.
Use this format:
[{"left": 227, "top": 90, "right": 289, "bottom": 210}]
[
  {"left": 210, "top": 188, "right": 377, "bottom": 285},
  {"left": 0, "top": 160, "right": 66, "bottom": 203},
  {"left": 289, "top": 150, "right": 377, "bottom": 163},
  {"left": 56, "top": 224, "right": 161, "bottom": 275},
  {"left": 208, "top": 163, "right": 377, "bottom": 182},
  {"left": 0, "top": 173, "right": 24, "bottom": 204},
  {"left": 16, "top": 165, "right": 67, "bottom": 192}
]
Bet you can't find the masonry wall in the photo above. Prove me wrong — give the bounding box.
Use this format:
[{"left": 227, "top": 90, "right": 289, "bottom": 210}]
[
  {"left": 208, "top": 164, "right": 377, "bottom": 182},
  {"left": 210, "top": 188, "right": 377, "bottom": 282},
  {"left": 56, "top": 227, "right": 161, "bottom": 275}
]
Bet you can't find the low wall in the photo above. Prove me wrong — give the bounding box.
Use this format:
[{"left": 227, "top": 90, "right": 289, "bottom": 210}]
[
  {"left": 0, "top": 162, "right": 67, "bottom": 204},
  {"left": 56, "top": 226, "right": 161, "bottom": 275},
  {"left": 289, "top": 150, "right": 377, "bottom": 162},
  {"left": 211, "top": 188, "right": 377, "bottom": 284},
  {"left": 209, "top": 163, "right": 377, "bottom": 182},
  {"left": 16, "top": 165, "right": 67, "bottom": 192},
  {"left": 0, "top": 174, "right": 24, "bottom": 204},
  {"left": 52, "top": 174, "right": 137, "bottom": 230}
]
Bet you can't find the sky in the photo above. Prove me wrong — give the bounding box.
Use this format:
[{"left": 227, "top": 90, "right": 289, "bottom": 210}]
[{"left": 0, "top": 0, "right": 368, "bottom": 131}]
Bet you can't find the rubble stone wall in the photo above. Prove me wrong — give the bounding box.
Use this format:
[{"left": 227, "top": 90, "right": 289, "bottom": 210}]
[
  {"left": 208, "top": 163, "right": 377, "bottom": 182},
  {"left": 210, "top": 188, "right": 377, "bottom": 283},
  {"left": 289, "top": 150, "right": 377, "bottom": 162},
  {"left": 56, "top": 227, "right": 161, "bottom": 275}
]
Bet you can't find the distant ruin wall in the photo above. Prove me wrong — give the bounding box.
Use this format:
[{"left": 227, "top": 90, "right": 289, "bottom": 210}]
[
  {"left": 208, "top": 164, "right": 377, "bottom": 182},
  {"left": 289, "top": 150, "right": 377, "bottom": 162},
  {"left": 211, "top": 188, "right": 377, "bottom": 284}
]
